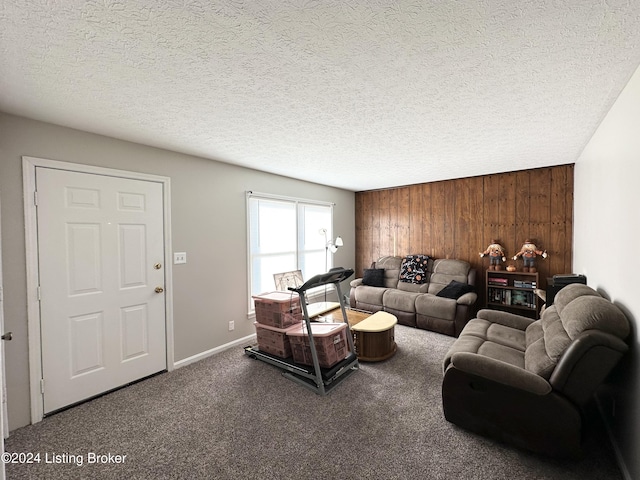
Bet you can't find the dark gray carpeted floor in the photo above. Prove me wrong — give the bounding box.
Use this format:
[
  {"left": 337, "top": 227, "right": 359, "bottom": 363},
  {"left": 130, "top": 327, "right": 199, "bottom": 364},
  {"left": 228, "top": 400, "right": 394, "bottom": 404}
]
[{"left": 5, "top": 325, "right": 622, "bottom": 479}]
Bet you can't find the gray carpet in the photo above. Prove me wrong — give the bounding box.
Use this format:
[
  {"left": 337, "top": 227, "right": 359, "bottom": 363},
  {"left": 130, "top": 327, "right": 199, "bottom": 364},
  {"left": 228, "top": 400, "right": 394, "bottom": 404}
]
[{"left": 5, "top": 325, "right": 622, "bottom": 479}]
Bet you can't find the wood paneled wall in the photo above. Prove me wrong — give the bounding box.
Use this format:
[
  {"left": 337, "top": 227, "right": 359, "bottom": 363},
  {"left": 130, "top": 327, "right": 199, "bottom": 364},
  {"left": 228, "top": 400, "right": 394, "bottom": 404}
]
[{"left": 355, "top": 165, "right": 574, "bottom": 305}]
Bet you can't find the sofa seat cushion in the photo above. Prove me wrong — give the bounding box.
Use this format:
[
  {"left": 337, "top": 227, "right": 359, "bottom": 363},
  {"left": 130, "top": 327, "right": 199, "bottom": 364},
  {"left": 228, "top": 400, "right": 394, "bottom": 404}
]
[
  {"left": 415, "top": 294, "right": 457, "bottom": 321},
  {"left": 396, "top": 281, "right": 429, "bottom": 294},
  {"left": 443, "top": 320, "right": 526, "bottom": 370},
  {"left": 354, "top": 285, "right": 387, "bottom": 305},
  {"left": 456, "top": 318, "right": 526, "bottom": 352},
  {"left": 479, "top": 342, "right": 526, "bottom": 369},
  {"left": 383, "top": 289, "right": 420, "bottom": 313},
  {"left": 487, "top": 323, "right": 526, "bottom": 352}
]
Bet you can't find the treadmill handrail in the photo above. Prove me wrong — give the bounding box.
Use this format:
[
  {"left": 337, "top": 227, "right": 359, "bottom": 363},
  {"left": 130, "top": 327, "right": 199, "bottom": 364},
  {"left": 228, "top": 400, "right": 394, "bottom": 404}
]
[{"left": 287, "top": 267, "right": 354, "bottom": 293}]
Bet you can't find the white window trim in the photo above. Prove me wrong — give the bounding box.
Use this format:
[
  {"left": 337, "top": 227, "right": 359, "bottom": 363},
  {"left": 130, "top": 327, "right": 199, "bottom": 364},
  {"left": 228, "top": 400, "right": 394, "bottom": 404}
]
[{"left": 246, "top": 191, "right": 335, "bottom": 316}]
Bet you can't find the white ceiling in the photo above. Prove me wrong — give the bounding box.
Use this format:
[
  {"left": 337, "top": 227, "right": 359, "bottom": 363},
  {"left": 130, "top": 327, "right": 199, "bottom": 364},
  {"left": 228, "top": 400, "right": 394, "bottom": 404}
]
[{"left": 2, "top": 1, "right": 640, "bottom": 191}]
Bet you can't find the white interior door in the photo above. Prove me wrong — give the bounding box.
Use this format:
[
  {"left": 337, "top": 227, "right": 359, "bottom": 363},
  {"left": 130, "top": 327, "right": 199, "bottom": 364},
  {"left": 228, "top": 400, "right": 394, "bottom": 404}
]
[{"left": 36, "top": 167, "right": 167, "bottom": 414}]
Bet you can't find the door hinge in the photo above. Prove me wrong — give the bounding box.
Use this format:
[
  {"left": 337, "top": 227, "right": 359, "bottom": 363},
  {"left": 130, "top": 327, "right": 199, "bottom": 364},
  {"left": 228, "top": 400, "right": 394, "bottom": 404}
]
[
  {"left": 34, "top": 191, "right": 38, "bottom": 206},
  {"left": 37, "top": 286, "right": 41, "bottom": 301},
  {"left": 40, "top": 379, "right": 45, "bottom": 394}
]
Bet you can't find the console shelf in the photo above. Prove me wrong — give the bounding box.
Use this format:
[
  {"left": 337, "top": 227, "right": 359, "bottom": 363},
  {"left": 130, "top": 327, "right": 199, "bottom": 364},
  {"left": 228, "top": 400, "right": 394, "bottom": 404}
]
[{"left": 486, "top": 270, "right": 540, "bottom": 319}]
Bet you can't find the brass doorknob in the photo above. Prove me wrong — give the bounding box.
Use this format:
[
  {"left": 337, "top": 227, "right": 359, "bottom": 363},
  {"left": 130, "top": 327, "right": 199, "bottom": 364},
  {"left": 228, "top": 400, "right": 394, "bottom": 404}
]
[{"left": 155, "top": 287, "right": 164, "bottom": 293}]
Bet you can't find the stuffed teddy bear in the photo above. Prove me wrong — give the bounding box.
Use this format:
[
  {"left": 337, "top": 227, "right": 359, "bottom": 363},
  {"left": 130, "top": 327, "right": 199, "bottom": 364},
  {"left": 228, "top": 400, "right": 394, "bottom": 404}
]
[{"left": 480, "top": 240, "right": 507, "bottom": 270}]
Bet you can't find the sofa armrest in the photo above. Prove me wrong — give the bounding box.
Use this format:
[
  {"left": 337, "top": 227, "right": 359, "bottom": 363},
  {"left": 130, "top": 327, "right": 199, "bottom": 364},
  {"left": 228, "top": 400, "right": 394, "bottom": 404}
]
[
  {"left": 467, "top": 268, "right": 477, "bottom": 287},
  {"left": 350, "top": 278, "right": 363, "bottom": 288},
  {"left": 456, "top": 292, "right": 477, "bottom": 306},
  {"left": 449, "top": 352, "right": 551, "bottom": 395},
  {"left": 476, "top": 308, "right": 535, "bottom": 331}
]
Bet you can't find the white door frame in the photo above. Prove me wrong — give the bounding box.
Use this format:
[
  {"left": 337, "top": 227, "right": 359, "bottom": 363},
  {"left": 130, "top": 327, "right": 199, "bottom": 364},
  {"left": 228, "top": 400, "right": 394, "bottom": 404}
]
[
  {"left": 23, "top": 156, "right": 174, "bottom": 424},
  {"left": 0, "top": 193, "right": 7, "bottom": 438},
  {"left": 0, "top": 193, "right": 7, "bottom": 480}
]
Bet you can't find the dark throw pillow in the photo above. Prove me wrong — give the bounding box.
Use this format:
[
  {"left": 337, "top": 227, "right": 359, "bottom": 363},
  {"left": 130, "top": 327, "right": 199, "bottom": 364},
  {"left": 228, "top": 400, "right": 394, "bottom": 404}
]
[
  {"left": 399, "top": 255, "right": 430, "bottom": 284},
  {"left": 436, "top": 280, "right": 474, "bottom": 299},
  {"left": 362, "top": 268, "right": 385, "bottom": 287}
]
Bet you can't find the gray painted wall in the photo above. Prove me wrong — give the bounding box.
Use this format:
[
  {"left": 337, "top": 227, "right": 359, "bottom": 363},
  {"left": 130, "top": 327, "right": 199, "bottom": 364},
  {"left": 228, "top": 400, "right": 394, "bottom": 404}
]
[
  {"left": 0, "top": 112, "right": 356, "bottom": 431},
  {"left": 574, "top": 64, "right": 640, "bottom": 480}
]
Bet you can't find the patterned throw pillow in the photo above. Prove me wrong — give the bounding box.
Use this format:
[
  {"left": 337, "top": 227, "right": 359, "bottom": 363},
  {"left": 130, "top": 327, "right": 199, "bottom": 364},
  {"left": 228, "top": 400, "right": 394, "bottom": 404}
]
[{"left": 399, "top": 255, "right": 430, "bottom": 284}]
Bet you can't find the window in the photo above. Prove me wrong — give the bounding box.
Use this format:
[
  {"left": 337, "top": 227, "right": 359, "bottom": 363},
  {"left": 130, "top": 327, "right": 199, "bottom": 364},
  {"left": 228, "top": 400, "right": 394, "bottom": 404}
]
[{"left": 247, "top": 192, "right": 334, "bottom": 310}]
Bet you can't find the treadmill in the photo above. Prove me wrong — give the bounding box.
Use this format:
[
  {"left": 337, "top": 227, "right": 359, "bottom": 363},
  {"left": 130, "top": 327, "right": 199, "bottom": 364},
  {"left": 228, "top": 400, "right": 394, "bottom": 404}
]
[{"left": 244, "top": 267, "right": 359, "bottom": 395}]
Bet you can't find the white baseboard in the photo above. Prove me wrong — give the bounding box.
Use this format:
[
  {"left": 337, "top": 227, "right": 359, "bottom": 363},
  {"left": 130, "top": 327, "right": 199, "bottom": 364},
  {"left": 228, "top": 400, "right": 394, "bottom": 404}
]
[{"left": 173, "top": 333, "right": 257, "bottom": 369}]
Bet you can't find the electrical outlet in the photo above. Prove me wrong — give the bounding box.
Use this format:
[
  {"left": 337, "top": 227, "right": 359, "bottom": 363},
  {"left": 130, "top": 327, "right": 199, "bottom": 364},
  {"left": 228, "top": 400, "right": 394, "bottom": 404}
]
[
  {"left": 174, "top": 252, "right": 187, "bottom": 264},
  {"left": 228, "top": 321, "right": 234, "bottom": 331}
]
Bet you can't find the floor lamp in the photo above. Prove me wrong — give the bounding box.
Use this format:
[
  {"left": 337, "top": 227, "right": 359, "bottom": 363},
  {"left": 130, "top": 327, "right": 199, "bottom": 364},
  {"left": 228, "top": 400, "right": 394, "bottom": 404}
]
[
  {"left": 320, "top": 229, "right": 343, "bottom": 303},
  {"left": 320, "top": 228, "right": 343, "bottom": 272}
]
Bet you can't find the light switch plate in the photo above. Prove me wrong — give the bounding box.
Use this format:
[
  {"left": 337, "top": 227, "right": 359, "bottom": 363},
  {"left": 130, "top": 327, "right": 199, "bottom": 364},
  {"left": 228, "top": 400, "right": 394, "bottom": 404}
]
[{"left": 174, "top": 252, "right": 187, "bottom": 264}]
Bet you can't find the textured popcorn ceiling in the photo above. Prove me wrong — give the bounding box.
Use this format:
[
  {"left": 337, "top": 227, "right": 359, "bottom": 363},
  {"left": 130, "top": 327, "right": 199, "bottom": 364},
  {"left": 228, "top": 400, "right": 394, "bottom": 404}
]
[{"left": 2, "top": 1, "right": 640, "bottom": 191}]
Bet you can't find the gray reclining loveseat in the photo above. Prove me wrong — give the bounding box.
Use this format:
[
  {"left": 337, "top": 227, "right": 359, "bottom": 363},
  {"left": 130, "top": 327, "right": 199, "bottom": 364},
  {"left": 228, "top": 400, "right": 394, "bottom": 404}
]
[{"left": 442, "top": 283, "right": 630, "bottom": 456}]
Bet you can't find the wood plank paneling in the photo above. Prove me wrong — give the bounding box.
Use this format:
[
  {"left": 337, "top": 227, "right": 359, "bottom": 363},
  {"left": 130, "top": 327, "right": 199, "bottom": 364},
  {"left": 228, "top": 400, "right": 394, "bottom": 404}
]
[
  {"left": 379, "top": 189, "right": 391, "bottom": 258},
  {"left": 483, "top": 175, "right": 500, "bottom": 255},
  {"left": 454, "top": 177, "right": 471, "bottom": 261},
  {"left": 549, "top": 165, "right": 574, "bottom": 275},
  {"left": 431, "top": 182, "right": 446, "bottom": 258},
  {"left": 409, "top": 186, "right": 423, "bottom": 254},
  {"left": 498, "top": 173, "right": 516, "bottom": 252},
  {"left": 515, "top": 170, "right": 531, "bottom": 249},
  {"left": 468, "top": 176, "right": 484, "bottom": 263},
  {"left": 371, "top": 191, "right": 382, "bottom": 262},
  {"left": 397, "top": 187, "right": 410, "bottom": 256},
  {"left": 443, "top": 180, "right": 456, "bottom": 259},
  {"left": 421, "top": 183, "right": 433, "bottom": 257},
  {"left": 565, "top": 167, "right": 574, "bottom": 269},
  {"left": 355, "top": 165, "right": 575, "bottom": 299},
  {"left": 355, "top": 192, "right": 372, "bottom": 271},
  {"left": 527, "top": 168, "right": 552, "bottom": 283}
]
